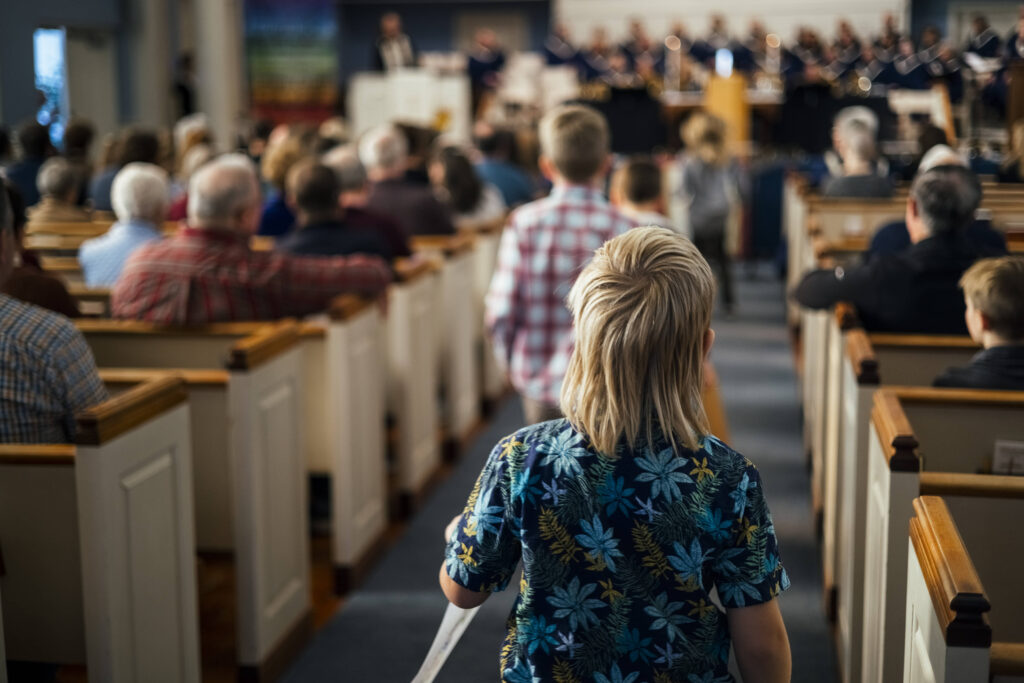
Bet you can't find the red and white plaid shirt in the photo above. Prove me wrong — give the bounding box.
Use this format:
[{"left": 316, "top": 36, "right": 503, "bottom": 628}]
[
  {"left": 111, "top": 227, "right": 392, "bottom": 324},
  {"left": 484, "top": 185, "right": 635, "bottom": 405}
]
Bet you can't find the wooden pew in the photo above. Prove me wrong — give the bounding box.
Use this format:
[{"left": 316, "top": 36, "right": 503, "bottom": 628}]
[
  {"left": 386, "top": 258, "right": 443, "bottom": 514},
  {"left": 410, "top": 233, "right": 482, "bottom": 454},
  {"left": 904, "top": 496, "right": 1024, "bottom": 683},
  {"left": 0, "top": 373, "right": 200, "bottom": 682},
  {"left": 861, "top": 387, "right": 1024, "bottom": 683},
  {"left": 39, "top": 255, "right": 84, "bottom": 286},
  {"left": 68, "top": 285, "right": 111, "bottom": 317},
  {"left": 463, "top": 218, "right": 508, "bottom": 413},
  {"left": 77, "top": 321, "right": 312, "bottom": 679},
  {"left": 298, "top": 296, "right": 389, "bottom": 593},
  {"left": 831, "top": 331, "right": 979, "bottom": 683}
]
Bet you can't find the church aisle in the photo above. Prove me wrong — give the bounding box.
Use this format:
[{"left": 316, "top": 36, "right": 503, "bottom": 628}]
[{"left": 281, "top": 264, "right": 837, "bottom": 682}]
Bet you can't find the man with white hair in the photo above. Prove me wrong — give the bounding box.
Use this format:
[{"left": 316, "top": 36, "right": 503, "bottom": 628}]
[
  {"left": 79, "top": 163, "right": 169, "bottom": 286},
  {"left": 111, "top": 154, "right": 391, "bottom": 324},
  {"left": 864, "top": 147, "right": 1006, "bottom": 261},
  {"left": 360, "top": 124, "right": 455, "bottom": 237},
  {"left": 822, "top": 116, "right": 892, "bottom": 198},
  {"left": 25, "top": 157, "right": 92, "bottom": 223}
]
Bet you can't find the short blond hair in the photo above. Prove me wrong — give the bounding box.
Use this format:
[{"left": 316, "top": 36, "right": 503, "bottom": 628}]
[
  {"left": 682, "top": 112, "right": 727, "bottom": 166},
  {"left": 960, "top": 256, "right": 1024, "bottom": 340},
  {"left": 538, "top": 104, "right": 609, "bottom": 183},
  {"left": 561, "top": 227, "right": 716, "bottom": 455}
]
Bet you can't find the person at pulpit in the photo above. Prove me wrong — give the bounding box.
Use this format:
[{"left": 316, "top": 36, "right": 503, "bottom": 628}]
[
  {"left": 793, "top": 164, "right": 1005, "bottom": 334},
  {"left": 0, "top": 181, "right": 107, "bottom": 443},
  {"left": 934, "top": 256, "right": 1024, "bottom": 390},
  {"left": 372, "top": 12, "right": 416, "bottom": 72},
  {"left": 468, "top": 29, "right": 506, "bottom": 116}
]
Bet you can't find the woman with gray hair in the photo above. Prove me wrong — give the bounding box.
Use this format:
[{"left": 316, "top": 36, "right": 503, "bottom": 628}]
[
  {"left": 25, "top": 157, "right": 93, "bottom": 224},
  {"left": 79, "top": 162, "right": 169, "bottom": 287}
]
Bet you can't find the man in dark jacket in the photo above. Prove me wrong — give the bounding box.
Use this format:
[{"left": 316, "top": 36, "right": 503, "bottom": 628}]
[
  {"left": 792, "top": 165, "right": 1006, "bottom": 334},
  {"left": 277, "top": 159, "right": 393, "bottom": 261}
]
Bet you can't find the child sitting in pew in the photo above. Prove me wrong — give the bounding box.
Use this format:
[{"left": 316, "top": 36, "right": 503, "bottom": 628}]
[{"left": 934, "top": 255, "right": 1024, "bottom": 389}]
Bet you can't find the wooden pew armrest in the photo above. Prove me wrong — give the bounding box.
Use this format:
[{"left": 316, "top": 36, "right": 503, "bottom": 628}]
[
  {"left": 871, "top": 389, "right": 920, "bottom": 471},
  {"left": 0, "top": 444, "right": 76, "bottom": 466},
  {"left": 991, "top": 642, "right": 1024, "bottom": 676},
  {"left": 226, "top": 320, "right": 302, "bottom": 370},
  {"left": 76, "top": 374, "right": 188, "bottom": 445}
]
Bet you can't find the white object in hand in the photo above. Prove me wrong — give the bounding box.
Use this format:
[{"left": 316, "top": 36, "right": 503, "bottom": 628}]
[{"left": 410, "top": 602, "right": 482, "bottom": 683}]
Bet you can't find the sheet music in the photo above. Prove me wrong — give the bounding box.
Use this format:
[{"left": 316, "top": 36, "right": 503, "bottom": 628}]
[{"left": 410, "top": 603, "right": 482, "bottom": 683}]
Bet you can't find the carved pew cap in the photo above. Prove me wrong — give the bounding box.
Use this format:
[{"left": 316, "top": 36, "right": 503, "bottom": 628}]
[{"left": 76, "top": 373, "right": 188, "bottom": 446}]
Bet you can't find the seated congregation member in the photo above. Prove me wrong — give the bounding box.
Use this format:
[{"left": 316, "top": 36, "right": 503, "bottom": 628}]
[
  {"left": 443, "top": 228, "right": 792, "bottom": 683},
  {"left": 793, "top": 165, "right": 1006, "bottom": 334},
  {"left": 428, "top": 146, "right": 506, "bottom": 229},
  {"left": 822, "top": 117, "right": 892, "bottom": 198},
  {"left": 360, "top": 124, "right": 456, "bottom": 237},
  {"left": 63, "top": 118, "right": 96, "bottom": 206},
  {"left": 111, "top": 154, "right": 391, "bottom": 324},
  {"left": 867, "top": 146, "right": 1005, "bottom": 262},
  {"left": 1, "top": 180, "right": 80, "bottom": 318},
  {"left": 473, "top": 123, "right": 536, "bottom": 207},
  {"left": 88, "top": 127, "right": 161, "bottom": 212},
  {"left": 79, "top": 163, "right": 169, "bottom": 287},
  {"left": 3, "top": 122, "right": 54, "bottom": 207},
  {"left": 277, "top": 159, "right": 392, "bottom": 261},
  {"left": 934, "top": 256, "right": 1024, "bottom": 389},
  {"left": 258, "top": 125, "right": 314, "bottom": 237},
  {"left": 610, "top": 156, "right": 678, "bottom": 232},
  {"left": 485, "top": 104, "right": 635, "bottom": 424},
  {"left": 26, "top": 157, "right": 92, "bottom": 223},
  {"left": 322, "top": 145, "right": 411, "bottom": 258},
  {"left": 0, "top": 182, "right": 107, "bottom": 442}
]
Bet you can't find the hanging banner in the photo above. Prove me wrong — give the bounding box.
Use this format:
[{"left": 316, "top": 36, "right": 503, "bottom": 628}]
[{"left": 244, "top": 0, "right": 339, "bottom": 122}]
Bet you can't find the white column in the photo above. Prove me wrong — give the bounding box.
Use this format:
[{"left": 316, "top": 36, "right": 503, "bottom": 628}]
[
  {"left": 128, "top": 0, "right": 173, "bottom": 128},
  {"left": 195, "top": 0, "right": 246, "bottom": 149}
]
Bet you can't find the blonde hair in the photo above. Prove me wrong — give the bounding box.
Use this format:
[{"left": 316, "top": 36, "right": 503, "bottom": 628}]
[
  {"left": 682, "top": 112, "right": 727, "bottom": 166},
  {"left": 560, "top": 227, "right": 716, "bottom": 455},
  {"left": 960, "top": 256, "right": 1024, "bottom": 341},
  {"left": 538, "top": 104, "right": 610, "bottom": 183},
  {"left": 261, "top": 126, "right": 316, "bottom": 191}
]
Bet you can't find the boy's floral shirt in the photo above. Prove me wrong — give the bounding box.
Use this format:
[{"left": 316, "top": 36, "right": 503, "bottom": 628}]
[{"left": 444, "top": 419, "right": 789, "bottom": 683}]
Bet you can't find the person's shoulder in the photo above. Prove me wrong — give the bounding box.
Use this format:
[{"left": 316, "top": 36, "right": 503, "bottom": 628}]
[
  {"left": 0, "top": 295, "right": 81, "bottom": 354},
  {"left": 697, "top": 434, "right": 760, "bottom": 481}
]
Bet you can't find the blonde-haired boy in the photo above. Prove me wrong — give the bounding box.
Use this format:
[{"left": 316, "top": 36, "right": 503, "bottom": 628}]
[
  {"left": 485, "top": 104, "right": 635, "bottom": 424},
  {"left": 934, "top": 256, "right": 1024, "bottom": 389}
]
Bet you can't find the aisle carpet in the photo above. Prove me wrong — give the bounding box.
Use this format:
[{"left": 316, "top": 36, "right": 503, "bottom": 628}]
[{"left": 282, "top": 264, "right": 837, "bottom": 682}]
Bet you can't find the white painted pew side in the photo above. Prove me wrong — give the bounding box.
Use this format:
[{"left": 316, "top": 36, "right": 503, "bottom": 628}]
[
  {"left": 861, "top": 388, "right": 1024, "bottom": 683},
  {"left": 301, "top": 295, "right": 388, "bottom": 594},
  {"left": 387, "top": 258, "right": 442, "bottom": 514},
  {"left": 904, "top": 496, "right": 993, "bottom": 683},
  {"left": 905, "top": 495, "right": 1024, "bottom": 683},
  {"left": 783, "top": 174, "right": 809, "bottom": 327},
  {"left": 78, "top": 321, "right": 313, "bottom": 679},
  {"left": 411, "top": 233, "right": 481, "bottom": 451},
  {"left": 0, "top": 375, "right": 200, "bottom": 682},
  {"left": 468, "top": 221, "right": 508, "bottom": 410}
]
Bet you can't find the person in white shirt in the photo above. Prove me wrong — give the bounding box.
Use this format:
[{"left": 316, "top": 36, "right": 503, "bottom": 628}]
[{"left": 79, "top": 163, "right": 168, "bottom": 287}]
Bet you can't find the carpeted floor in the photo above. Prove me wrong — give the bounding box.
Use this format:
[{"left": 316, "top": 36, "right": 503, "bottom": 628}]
[{"left": 281, "top": 263, "right": 838, "bottom": 682}]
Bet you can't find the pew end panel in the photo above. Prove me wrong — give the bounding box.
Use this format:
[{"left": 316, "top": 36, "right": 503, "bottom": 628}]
[
  {"left": 75, "top": 374, "right": 201, "bottom": 682},
  {"left": 226, "top": 322, "right": 313, "bottom": 677},
  {"left": 387, "top": 259, "right": 442, "bottom": 513},
  {"left": 324, "top": 296, "right": 389, "bottom": 594},
  {"left": 905, "top": 496, "right": 992, "bottom": 683}
]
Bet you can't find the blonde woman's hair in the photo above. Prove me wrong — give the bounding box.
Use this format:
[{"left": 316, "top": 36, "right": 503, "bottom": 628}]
[
  {"left": 682, "top": 112, "right": 727, "bottom": 166},
  {"left": 960, "top": 256, "right": 1024, "bottom": 341},
  {"left": 560, "top": 226, "right": 716, "bottom": 455}
]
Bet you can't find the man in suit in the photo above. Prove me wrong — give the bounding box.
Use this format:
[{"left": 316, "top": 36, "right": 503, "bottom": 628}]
[
  {"left": 373, "top": 12, "right": 416, "bottom": 71},
  {"left": 792, "top": 165, "right": 1006, "bottom": 334}
]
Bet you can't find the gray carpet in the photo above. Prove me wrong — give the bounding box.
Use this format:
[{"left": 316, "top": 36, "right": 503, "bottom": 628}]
[{"left": 282, "top": 263, "right": 837, "bottom": 682}]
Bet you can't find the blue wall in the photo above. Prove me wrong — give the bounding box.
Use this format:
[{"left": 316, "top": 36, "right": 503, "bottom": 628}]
[
  {"left": 0, "top": 0, "right": 122, "bottom": 126},
  {"left": 337, "top": 0, "right": 551, "bottom": 80}
]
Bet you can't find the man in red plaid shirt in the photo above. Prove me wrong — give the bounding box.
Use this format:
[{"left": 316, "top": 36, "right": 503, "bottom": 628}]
[
  {"left": 485, "top": 105, "right": 635, "bottom": 424},
  {"left": 112, "top": 154, "right": 392, "bottom": 324}
]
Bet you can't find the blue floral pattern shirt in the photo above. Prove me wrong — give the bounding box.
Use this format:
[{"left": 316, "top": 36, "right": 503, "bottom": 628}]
[{"left": 444, "top": 419, "right": 789, "bottom": 683}]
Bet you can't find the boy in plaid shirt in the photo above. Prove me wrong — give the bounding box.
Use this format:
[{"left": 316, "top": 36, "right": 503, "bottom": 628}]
[{"left": 485, "top": 105, "right": 635, "bottom": 424}]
